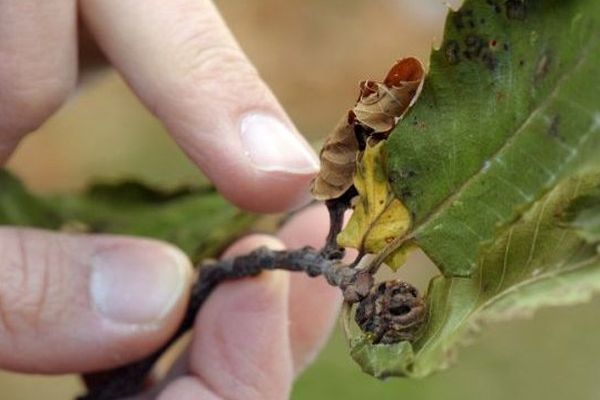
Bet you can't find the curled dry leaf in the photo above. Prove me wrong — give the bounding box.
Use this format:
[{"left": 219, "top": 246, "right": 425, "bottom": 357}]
[
  {"left": 311, "top": 57, "right": 425, "bottom": 201},
  {"left": 354, "top": 57, "right": 425, "bottom": 135},
  {"left": 310, "top": 114, "right": 360, "bottom": 200}
]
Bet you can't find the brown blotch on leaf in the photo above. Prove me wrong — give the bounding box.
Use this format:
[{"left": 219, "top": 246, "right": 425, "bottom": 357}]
[
  {"left": 445, "top": 40, "right": 461, "bottom": 65},
  {"left": 486, "top": 0, "right": 502, "bottom": 13},
  {"left": 461, "top": 34, "right": 499, "bottom": 71},
  {"left": 535, "top": 52, "right": 552, "bottom": 84},
  {"left": 311, "top": 57, "right": 425, "bottom": 201},
  {"left": 505, "top": 0, "right": 526, "bottom": 20},
  {"left": 547, "top": 115, "right": 563, "bottom": 141},
  {"left": 355, "top": 280, "right": 426, "bottom": 344}
]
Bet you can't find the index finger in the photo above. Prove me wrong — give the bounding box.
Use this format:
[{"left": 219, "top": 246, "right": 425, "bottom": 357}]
[{"left": 80, "top": 0, "right": 319, "bottom": 212}]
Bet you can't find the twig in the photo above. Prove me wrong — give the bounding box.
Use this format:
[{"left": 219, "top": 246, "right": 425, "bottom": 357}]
[
  {"left": 79, "top": 246, "right": 371, "bottom": 400},
  {"left": 321, "top": 186, "right": 357, "bottom": 260}
]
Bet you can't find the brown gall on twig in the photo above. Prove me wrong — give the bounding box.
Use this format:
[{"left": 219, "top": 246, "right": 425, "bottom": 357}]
[{"left": 355, "top": 280, "right": 426, "bottom": 344}]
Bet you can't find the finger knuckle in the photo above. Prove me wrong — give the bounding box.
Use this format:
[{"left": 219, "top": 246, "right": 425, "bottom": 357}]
[
  {"left": 0, "top": 75, "right": 72, "bottom": 136},
  {"left": 0, "top": 229, "right": 67, "bottom": 341},
  {"left": 184, "top": 43, "right": 258, "bottom": 87},
  {"left": 169, "top": 21, "right": 263, "bottom": 99}
]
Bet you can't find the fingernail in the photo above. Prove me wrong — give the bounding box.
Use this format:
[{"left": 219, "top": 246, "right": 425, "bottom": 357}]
[
  {"left": 240, "top": 113, "right": 320, "bottom": 174},
  {"left": 90, "top": 244, "right": 191, "bottom": 325},
  {"left": 259, "top": 270, "right": 289, "bottom": 292}
]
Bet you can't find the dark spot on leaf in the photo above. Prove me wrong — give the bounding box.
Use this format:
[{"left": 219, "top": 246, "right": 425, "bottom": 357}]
[
  {"left": 379, "top": 199, "right": 385, "bottom": 205},
  {"left": 519, "top": 59, "right": 525, "bottom": 67},
  {"left": 503, "top": 43, "right": 510, "bottom": 51},
  {"left": 480, "top": 17, "right": 486, "bottom": 24},
  {"left": 489, "top": 39, "right": 498, "bottom": 48},
  {"left": 404, "top": 169, "right": 416, "bottom": 179},
  {"left": 453, "top": 11, "right": 466, "bottom": 31},
  {"left": 535, "top": 52, "right": 552, "bottom": 85},
  {"left": 505, "top": 0, "right": 526, "bottom": 20},
  {"left": 481, "top": 49, "right": 499, "bottom": 71},
  {"left": 465, "top": 34, "right": 485, "bottom": 57},
  {"left": 453, "top": 9, "right": 478, "bottom": 31},
  {"left": 463, "top": 34, "right": 498, "bottom": 70},
  {"left": 547, "top": 115, "right": 564, "bottom": 141},
  {"left": 445, "top": 40, "right": 461, "bottom": 65},
  {"left": 486, "top": 0, "right": 502, "bottom": 13}
]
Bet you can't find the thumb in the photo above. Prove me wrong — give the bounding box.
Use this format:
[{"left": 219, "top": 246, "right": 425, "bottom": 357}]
[{"left": 0, "top": 228, "right": 192, "bottom": 374}]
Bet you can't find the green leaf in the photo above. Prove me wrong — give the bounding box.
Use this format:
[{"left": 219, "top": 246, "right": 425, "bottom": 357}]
[
  {"left": 345, "top": 0, "right": 600, "bottom": 377},
  {"left": 0, "top": 170, "right": 256, "bottom": 262},
  {"left": 0, "top": 171, "right": 62, "bottom": 228},
  {"left": 409, "top": 173, "right": 600, "bottom": 377},
  {"left": 386, "top": 0, "right": 600, "bottom": 277}
]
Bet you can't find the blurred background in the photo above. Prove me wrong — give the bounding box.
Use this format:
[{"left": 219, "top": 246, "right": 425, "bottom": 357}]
[{"left": 3, "top": 0, "right": 600, "bottom": 399}]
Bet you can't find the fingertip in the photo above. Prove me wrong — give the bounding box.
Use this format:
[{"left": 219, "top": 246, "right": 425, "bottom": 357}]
[
  {"left": 0, "top": 229, "right": 193, "bottom": 373},
  {"left": 89, "top": 240, "right": 192, "bottom": 327},
  {"left": 207, "top": 161, "right": 317, "bottom": 213}
]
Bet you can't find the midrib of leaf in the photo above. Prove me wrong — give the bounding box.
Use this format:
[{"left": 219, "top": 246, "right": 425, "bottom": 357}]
[
  {"left": 378, "top": 35, "right": 598, "bottom": 274},
  {"left": 359, "top": 195, "right": 395, "bottom": 251}
]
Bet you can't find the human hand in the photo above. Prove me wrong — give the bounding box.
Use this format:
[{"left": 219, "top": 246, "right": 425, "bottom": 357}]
[
  {"left": 0, "top": 206, "right": 342, "bottom": 399},
  {"left": 0, "top": 1, "right": 334, "bottom": 398},
  {"left": 131, "top": 206, "right": 343, "bottom": 400}
]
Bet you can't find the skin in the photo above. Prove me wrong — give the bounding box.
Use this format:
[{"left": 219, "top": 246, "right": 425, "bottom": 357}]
[{"left": 0, "top": 1, "right": 341, "bottom": 398}]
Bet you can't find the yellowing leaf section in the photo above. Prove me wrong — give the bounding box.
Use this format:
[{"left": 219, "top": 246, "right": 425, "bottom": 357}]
[{"left": 337, "top": 142, "right": 412, "bottom": 270}]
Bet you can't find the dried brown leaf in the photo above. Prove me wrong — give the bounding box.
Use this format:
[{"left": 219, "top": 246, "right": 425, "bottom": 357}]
[
  {"left": 311, "top": 57, "right": 425, "bottom": 201},
  {"left": 311, "top": 115, "right": 359, "bottom": 200},
  {"left": 353, "top": 57, "right": 424, "bottom": 134}
]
